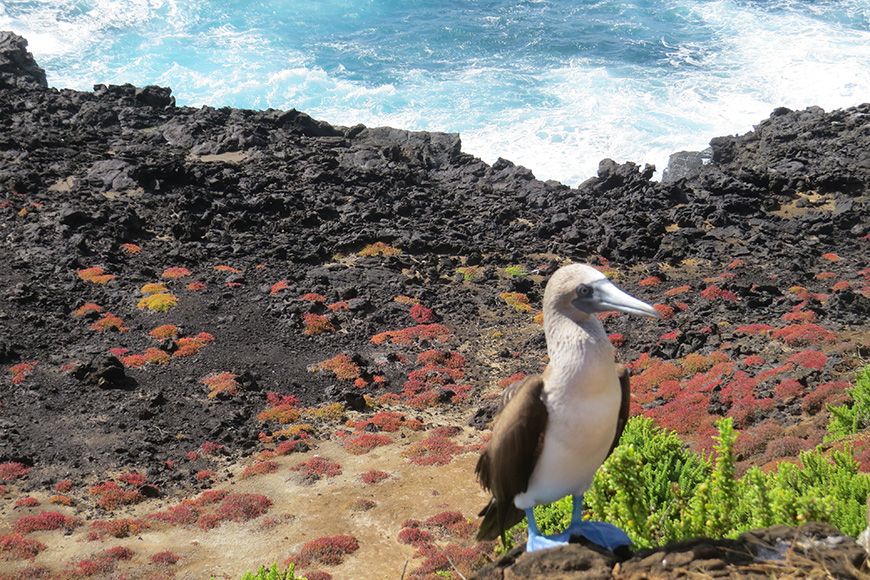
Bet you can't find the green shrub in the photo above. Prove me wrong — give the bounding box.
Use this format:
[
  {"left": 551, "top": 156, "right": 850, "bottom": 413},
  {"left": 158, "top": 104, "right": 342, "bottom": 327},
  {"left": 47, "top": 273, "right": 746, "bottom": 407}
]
[
  {"left": 237, "top": 563, "right": 301, "bottom": 580},
  {"left": 681, "top": 417, "right": 738, "bottom": 539},
  {"left": 532, "top": 495, "right": 572, "bottom": 536},
  {"left": 586, "top": 416, "right": 710, "bottom": 547},
  {"left": 827, "top": 365, "right": 870, "bottom": 439},
  {"left": 506, "top": 414, "right": 870, "bottom": 550}
]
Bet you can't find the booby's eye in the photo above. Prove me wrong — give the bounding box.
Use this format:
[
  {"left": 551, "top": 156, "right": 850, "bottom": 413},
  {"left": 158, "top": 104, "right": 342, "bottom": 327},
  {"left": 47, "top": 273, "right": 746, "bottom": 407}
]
[{"left": 576, "top": 284, "right": 593, "bottom": 298}]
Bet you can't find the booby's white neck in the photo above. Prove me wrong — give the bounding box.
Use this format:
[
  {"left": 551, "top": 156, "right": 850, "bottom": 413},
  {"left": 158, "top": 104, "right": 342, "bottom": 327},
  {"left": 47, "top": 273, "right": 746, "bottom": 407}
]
[{"left": 543, "top": 308, "right": 614, "bottom": 398}]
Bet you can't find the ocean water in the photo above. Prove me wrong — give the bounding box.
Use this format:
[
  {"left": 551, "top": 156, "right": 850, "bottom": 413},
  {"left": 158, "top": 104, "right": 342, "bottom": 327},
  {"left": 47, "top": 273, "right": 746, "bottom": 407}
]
[{"left": 2, "top": 1, "right": 869, "bottom": 185}]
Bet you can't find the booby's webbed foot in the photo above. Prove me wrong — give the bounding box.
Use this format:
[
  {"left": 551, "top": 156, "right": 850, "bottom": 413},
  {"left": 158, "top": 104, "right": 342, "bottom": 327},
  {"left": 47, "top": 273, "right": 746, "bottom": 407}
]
[
  {"left": 524, "top": 508, "right": 568, "bottom": 552},
  {"left": 564, "top": 495, "right": 632, "bottom": 551},
  {"left": 524, "top": 508, "right": 578, "bottom": 552},
  {"left": 564, "top": 520, "right": 632, "bottom": 551},
  {"left": 526, "top": 530, "right": 573, "bottom": 552}
]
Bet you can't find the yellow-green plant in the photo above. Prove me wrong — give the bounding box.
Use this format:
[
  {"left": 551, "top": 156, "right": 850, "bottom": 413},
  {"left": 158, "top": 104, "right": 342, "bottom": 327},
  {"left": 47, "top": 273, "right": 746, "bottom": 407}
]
[
  {"left": 456, "top": 266, "right": 481, "bottom": 282},
  {"left": 499, "top": 292, "right": 532, "bottom": 312},
  {"left": 358, "top": 242, "right": 400, "bottom": 257},
  {"left": 503, "top": 265, "right": 527, "bottom": 278},
  {"left": 586, "top": 416, "right": 709, "bottom": 547},
  {"left": 137, "top": 293, "right": 178, "bottom": 312},
  {"left": 682, "top": 418, "right": 737, "bottom": 538},
  {"left": 235, "top": 563, "right": 302, "bottom": 580},
  {"left": 827, "top": 365, "right": 870, "bottom": 439}
]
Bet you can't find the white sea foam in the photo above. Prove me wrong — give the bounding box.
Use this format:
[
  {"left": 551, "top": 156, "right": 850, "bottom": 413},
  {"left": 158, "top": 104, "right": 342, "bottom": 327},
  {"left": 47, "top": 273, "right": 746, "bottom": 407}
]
[
  {"left": 458, "top": 0, "right": 870, "bottom": 183},
  {"left": 0, "top": 0, "right": 172, "bottom": 56}
]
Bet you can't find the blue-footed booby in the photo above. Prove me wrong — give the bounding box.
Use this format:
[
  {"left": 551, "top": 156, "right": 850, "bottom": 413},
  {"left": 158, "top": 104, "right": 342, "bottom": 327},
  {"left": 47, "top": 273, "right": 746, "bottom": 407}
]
[{"left": 476, "top": 263, "right": 658, "bottom": 552}]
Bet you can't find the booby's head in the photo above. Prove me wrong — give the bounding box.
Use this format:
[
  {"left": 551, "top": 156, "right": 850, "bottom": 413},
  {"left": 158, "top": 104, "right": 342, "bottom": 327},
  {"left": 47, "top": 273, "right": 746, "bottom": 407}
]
[{"left": 544, "top": 264, "right": 659, "bottom": 320}]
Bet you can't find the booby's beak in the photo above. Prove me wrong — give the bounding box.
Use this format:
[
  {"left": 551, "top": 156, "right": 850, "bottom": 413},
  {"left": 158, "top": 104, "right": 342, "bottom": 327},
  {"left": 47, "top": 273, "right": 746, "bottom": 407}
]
[{"left": 594, "top": 280, "right": 660, "bottom": 318}]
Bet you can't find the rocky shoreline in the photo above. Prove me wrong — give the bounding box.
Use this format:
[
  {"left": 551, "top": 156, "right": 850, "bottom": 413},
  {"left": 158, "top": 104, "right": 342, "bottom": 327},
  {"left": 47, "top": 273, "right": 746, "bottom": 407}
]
[{"left": 1, "top": 31, "right": 868, "bottom": 578}]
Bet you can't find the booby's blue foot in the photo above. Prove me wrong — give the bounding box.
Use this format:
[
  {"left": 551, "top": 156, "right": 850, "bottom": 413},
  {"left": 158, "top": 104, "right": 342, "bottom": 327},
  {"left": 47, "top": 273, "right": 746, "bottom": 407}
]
[
  {"left": 564, "top": 520, "right": 632, "bottom": 550},
  {"left": 564, "top": 494, "right": 632, "bottom": 551},
  {"left": 525, "top": 508, "right": 570, "bottom": 552},
  {"left": 526, "top": 529, "right": 572, "bottom": 551}
]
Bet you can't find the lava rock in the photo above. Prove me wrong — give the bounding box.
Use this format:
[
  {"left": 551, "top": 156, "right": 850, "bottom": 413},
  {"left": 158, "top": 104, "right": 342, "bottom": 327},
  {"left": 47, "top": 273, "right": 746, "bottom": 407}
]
[
  {"left": 134, "top": 85, "right": 175, "bottom": 108},
  {"left": 0, "top": 340, "right": 18, "bottom": 363},
  {"left": 474, "top": 543, "right": 616, "bottom": 579},
  {"left": 0, "top": 32, "right": 47, "bottom": 89},
  {"left": 75, "top": 355, "right": 130, "bottom": 390},
  {"left": 662, "top": 149, "right": 712, "bottom": 183},
  {"left": 474, "top": 524, "right": 867, "bottom": 579}
]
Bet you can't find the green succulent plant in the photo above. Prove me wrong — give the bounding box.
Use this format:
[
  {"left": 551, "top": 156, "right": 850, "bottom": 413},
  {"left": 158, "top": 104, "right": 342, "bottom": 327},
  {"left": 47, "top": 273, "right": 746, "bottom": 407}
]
[
  {"left": 827, "top": 365, "right": 870, "bottom": 440},
  {"left": 237, "top": 563, "right": 301, "bottom": 580}
]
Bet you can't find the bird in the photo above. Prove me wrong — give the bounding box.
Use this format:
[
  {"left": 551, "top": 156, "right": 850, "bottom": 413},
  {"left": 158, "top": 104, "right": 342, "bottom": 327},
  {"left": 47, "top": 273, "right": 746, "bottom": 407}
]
[{"left": 475, "top": 263, "right": 659, "bottom": 552}]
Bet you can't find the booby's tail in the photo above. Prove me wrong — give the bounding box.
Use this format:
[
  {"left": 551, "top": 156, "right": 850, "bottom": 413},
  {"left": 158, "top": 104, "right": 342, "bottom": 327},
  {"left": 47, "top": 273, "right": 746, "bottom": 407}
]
[{"left": 477, "top": 498, "right": 524, "bottom": 542}]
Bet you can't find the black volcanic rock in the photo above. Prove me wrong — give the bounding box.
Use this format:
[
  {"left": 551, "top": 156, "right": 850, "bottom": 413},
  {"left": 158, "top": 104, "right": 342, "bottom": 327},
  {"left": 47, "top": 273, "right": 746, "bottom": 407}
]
[
  {"left": 2, "top": 84, "right": 841, "bottom": 271},
  {"left": 0, "top": 340, "right": 17, "bottom": 364},
  {"left": 0, "top": 31, "right": 47, "bottom": 89},
  {"left": 473, "top": 523, "right": 868, "bottom": 579},
  {"left": 73, "top": 355, "right": 131, "bottom": 390}
]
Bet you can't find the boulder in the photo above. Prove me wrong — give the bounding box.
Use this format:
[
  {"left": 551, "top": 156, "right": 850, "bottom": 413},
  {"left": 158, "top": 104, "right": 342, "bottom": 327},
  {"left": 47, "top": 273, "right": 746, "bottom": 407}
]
[{"left": 0, "top": 31, "right": 47, "bottom": 89}]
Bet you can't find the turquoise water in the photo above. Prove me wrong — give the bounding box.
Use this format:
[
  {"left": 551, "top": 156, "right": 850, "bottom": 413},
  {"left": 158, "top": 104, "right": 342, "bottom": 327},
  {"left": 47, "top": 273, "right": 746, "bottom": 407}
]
[{"left": 2, "top": 0, "right": 869, "bottom": 184}]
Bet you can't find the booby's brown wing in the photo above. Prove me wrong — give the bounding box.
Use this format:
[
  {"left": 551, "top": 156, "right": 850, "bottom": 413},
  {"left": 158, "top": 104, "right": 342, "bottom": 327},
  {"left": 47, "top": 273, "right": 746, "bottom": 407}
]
[
  {"left": 475, "top": 374, "right": 547, "bottom": 542},
  {"left": 495, "top": 376, "right": 527, "bottom": 411},
  {"left": 606, "top": 364, "right": 631, "bottom": 458}
]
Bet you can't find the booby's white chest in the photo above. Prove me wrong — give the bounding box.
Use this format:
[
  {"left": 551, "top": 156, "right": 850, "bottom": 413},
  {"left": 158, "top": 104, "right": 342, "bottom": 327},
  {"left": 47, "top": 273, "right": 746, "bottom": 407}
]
[{"left": 513, "top": 322, "right": 621, "bottom": 509}]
